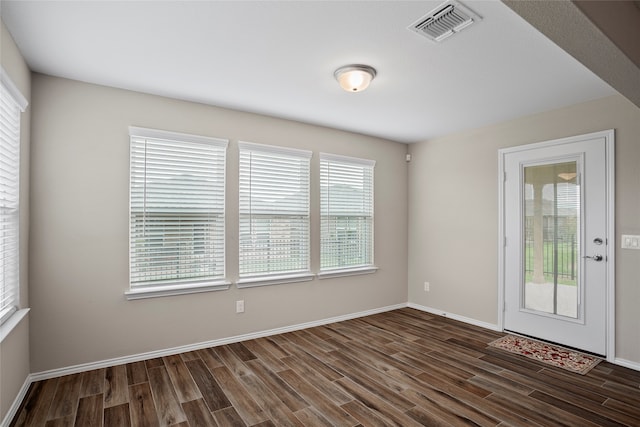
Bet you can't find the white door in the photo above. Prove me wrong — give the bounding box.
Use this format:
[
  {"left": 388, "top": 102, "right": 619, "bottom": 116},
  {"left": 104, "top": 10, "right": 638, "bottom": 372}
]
[{"left": 501, "top": 130, "right": 614, "bottom": 356}]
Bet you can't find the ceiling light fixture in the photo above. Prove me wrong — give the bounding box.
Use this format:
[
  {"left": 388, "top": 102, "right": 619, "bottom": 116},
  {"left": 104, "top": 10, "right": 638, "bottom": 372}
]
[{"left": 334, "top": 64, "right": 377, "bottom": 92}]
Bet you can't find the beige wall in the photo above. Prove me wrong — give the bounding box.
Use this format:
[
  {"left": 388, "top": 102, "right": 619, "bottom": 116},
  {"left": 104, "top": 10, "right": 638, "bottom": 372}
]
[
  {"left": 408, "top": 94, "right": 640, "bottom": 364},
  {"left": 29, "top": 74, "right": 409, "bottom": 372},
  {"left": 0, "top": 20, "right": 31, "bottom": 421}
]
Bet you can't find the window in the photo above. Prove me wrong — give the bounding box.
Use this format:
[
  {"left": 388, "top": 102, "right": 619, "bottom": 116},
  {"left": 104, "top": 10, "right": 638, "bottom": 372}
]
[
  {"left": 127, "top": 127, "right": 228, "bottom": 299},
  {"left": 238, "top": 142, "right": 312, "bottom": 286},
  {"left": 0, "top": 69, "right": 27, "bottom": 324},
  {"left": 320, "top": 153, "right": 376, "bottom": 276}
]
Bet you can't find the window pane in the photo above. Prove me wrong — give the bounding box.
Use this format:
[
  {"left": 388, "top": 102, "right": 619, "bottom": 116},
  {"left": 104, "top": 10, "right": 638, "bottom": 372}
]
[
  {"left": 239, "top": 143, "right": 311, "bottom": 277},
  {"left": 320, "top": 154, "right": 375, "bottom": 271},
  {"left": 523, "top": 161, "right": 580, "bottom": 318},
  {"left": 0, "top": 81, "right": 22, "bottom": 323},
  {"left": 129, "top": 130, "right": 227, "bottom": 287}
]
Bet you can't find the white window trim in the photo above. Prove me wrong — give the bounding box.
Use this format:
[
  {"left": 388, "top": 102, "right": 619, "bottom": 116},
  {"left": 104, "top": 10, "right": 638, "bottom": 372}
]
[
  {"left": 129, "top": 126, "right": 227, "bottom": 147},
  {"left": 319, "top": 152, "right": 376, "bottom": 168},
  {"left": 1, "top": 67, "right": 28, "bottom": 112},
  {"left": 0, "top": 308, "right": 29, "bottom": 343},
  {"left": 127, "top": 126, "right": 228, "bottom": 299},
  {"left": 238, "top": 141, "right": 312, "bottom": 159},
  {"left": 317, "top": 266, "right": 378, "bottom": 279},
  {"left": 236, "top": 272, "right": 315, "bottom": 289},
  {"left": 125, "top": 280, "right": 231, "bottom": 300}
]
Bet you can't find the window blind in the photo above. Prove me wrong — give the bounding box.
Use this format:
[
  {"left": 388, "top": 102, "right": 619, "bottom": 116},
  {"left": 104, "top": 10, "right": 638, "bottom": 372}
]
[
  {"left": 129, "top": 127, "right": 227, "bottom": 289},
  {"left": 320, "top": 153, "right": 375, "bottom": 271},
  {"left": 0, "top": 71, "right": 27, "bottom": 324},
  {"left": 239, "top": 142, "right": 311, "bottom": 278}
]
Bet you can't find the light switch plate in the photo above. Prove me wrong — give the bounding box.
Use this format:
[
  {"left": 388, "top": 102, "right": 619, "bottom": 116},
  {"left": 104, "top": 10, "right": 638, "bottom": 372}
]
[{"left": 621, "top": 235, "right": 640, "bottom": 250}]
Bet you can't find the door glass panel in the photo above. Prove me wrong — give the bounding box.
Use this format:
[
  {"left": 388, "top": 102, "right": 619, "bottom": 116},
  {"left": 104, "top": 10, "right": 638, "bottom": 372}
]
[{"left": 523, "top": 161, "right": 579, "bottom": 318}]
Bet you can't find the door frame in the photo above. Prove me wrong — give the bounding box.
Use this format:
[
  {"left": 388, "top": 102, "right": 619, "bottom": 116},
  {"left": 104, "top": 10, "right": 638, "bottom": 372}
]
[{"left": 497, "top": 129, "right": 615, "bottom": 361}]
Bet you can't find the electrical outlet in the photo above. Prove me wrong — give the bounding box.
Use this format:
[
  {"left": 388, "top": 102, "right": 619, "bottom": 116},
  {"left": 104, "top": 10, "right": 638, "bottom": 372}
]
[
  {"left": 424, "top": 282, "right": 430, "bottom": 292},
  {"left": 236, "top": 300, "right": 245, "bottom": 313}
]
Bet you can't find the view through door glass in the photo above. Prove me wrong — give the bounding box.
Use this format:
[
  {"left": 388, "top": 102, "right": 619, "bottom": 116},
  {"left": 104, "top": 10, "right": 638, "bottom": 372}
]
[{"left": 523, "top": 161, "right": 579, "bottom": 319}]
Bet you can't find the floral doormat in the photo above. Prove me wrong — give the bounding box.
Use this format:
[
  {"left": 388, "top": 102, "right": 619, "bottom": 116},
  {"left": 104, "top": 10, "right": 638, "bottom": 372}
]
[{"left": 488, "top": 335, "right": 602, "bottom": 375}]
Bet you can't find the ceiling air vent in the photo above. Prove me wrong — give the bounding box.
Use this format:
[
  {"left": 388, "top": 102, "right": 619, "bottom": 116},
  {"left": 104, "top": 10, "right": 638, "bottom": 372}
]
[{"left": 409, "top": 0, "right": 481, "bottom": 43}]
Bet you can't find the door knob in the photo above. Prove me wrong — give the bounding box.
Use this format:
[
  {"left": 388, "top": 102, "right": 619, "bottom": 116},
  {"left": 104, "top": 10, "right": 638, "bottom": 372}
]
[{"left": 583, "top": 254, "right": 603, "bottom": 261}]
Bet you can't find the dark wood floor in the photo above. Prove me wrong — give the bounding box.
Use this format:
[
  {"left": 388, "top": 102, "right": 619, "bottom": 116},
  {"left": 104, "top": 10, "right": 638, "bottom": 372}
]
[{"left": 10, "top": 308, "right": 640, "bottom": 426}]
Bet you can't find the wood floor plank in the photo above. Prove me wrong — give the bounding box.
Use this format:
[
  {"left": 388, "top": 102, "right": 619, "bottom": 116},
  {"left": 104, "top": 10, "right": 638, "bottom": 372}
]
[
  {"left": 236, "top": 372, "right": 305, "bottom": 427},
  {"left": 254, "top": 336, "right": 291, "bottom": 359},
  {"left": 357, "top": 316, "right": 423, "bottom": 342},
  {"left": 185, "top": 358, "right": 232, "bottom": 412},
  {"left": 212, "top": 407, "right": 246, "bottom": 427},
  {"left": 242, "top": 338, "right": 289, "bottom": 372},
  {"left": 103, "top": 403, "right": 131, "bottom": 427},
  {"left": 47, "top": 374, "right": 82, "bottom": 420},
  {"left": 327, "top": 355, "right": 414, "bottom": 411},
  {"left": 197, "top": 348, "right": 225, "bottom": 371},
  {"left": 211, "top": 365, "right": 268, "bottom": 426},
  {"left": 162, "top": 354, "right": 202, "bottom": 403},
  {"left": 247, "top": 359, "right": 308, "bottom": 412},
  {"left": 412, "top": 370, "right": 535, "bottom": 425},
  {"left": 277, "top": 369, "right": 358, "bottom": 427},
  {"left": 227, "top": 342, "right": 257, "bottom": 362},
  {"left": 403, "top": 406, "right": 459, "bottom": 427},
  {"left": 329, "top": 338, "right": 423, "bottom": 378},
  {"left": 11, "top": 378, "right": 59, "bottom": 427},
  {"left": 293, "top": 406, "right": 334, "bottom": 427},
  {"left": 530, "top": 390, "right": 635, "bottom": 427},
  {"left": 340, "top": 400, "right": 397, "bottom": 427},
  {"left": 280, "top": 355, "right": 353, "bottom": 406},
  {"left": 79, "top": 369, "right": 105, "bottom": 397},
  {"left": 128, "top": 383, "right": 160, "bottom": 427},
  {"left": 144, "top": 358, "right": 165, "bottom": 369},
  {"left": 126, "top": 361, "right": 148, "bottom": 386},
  {"left": 335, "top": 377, "right": 422, "bottom": 427},
  {"left": 179, "top": 350, "right": 202, "bottom": 362},
  {"left": 43, "top": 416, "right": 74, "bottom": 427},
  {"left": 181, "top": 398, "right": 218, "bottom": 427},
  {"left": 291, "top": 328, "right": 340, "bottom": 353},
  {"left": 401, "top": 385, "right": 499, "bottom": 427},
  {"left": 73, "top": 394, "right": 102, "bottom": 427},
  {"left": 147, "top": 366, "right": 187, "bottom": 426},
  {"left": 485, "top": 390, "right": 601, "bottom": 427},
  {"left": 276, "top": 340, "right": 344, "bottom": 382},
  {"left": 603, "top": 397, "right": 640, "bottom": 420},
  {"left": 10, "top": 308, "right": 640, "bottom": 427},
  {"left": 103, "top": 365, "right": 128, "bottom": 408},
  {"left": 214, "top": 345, "right": 254, "bottom": 378}
]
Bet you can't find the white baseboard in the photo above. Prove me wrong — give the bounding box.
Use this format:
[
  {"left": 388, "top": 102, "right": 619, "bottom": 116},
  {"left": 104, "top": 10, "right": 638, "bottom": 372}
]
[
  {"left": 1, "top": 375, "right": 32, "bottom": 427},
  {"left": 30, "top": 303, "right": 407, "bottom": 382},
  {"left": 407, "top": 302, "right": 501, "bottom": 331},
  {"left": 613, "top": 357, "right": 640, "bottom": 372}
]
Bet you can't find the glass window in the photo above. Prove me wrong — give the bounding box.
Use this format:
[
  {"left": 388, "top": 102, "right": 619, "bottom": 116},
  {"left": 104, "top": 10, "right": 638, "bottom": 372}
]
[
  {"left": 320, "top": 153, "right": 375, "bottom": 272},
  {"left": 128, "top": 127, "right": 228, "bottom": 294},
  {"left": 238, "top": 142, "right": 311, "bottom": 281}
]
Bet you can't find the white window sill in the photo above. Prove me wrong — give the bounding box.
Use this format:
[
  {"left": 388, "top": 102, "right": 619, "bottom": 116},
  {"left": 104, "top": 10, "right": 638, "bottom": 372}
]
[
  {"left": 0, "top": 308, "right": 30, "bottom": 343},
  {"left": 237, "top": 272, "right": 315, "bottom": 289},
  {"left": 317, "top": 266, "right": 378, "bottom": 279},
  {"left": 125, "top": 280, "right": 231, "bottom": 300}
]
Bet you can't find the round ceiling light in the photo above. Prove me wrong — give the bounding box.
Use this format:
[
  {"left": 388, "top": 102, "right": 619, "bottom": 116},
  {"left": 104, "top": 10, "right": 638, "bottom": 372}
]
[{"left": 334, "top": 64, "right": 377, "bottom": 93}]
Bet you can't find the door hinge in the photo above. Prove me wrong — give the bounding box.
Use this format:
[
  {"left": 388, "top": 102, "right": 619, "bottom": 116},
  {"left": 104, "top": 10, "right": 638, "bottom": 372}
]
[
  {"left": 504, "top": 236, "right": 507, "bottom": 247},
  {"left": 503, "top": 171, "right": 507, "bottom": 182}
]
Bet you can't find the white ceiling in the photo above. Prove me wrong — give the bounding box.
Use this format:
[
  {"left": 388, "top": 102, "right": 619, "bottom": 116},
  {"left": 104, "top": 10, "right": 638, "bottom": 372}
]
[{"left": 1, "top": 0, "right": 616, "bottom": 143}]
